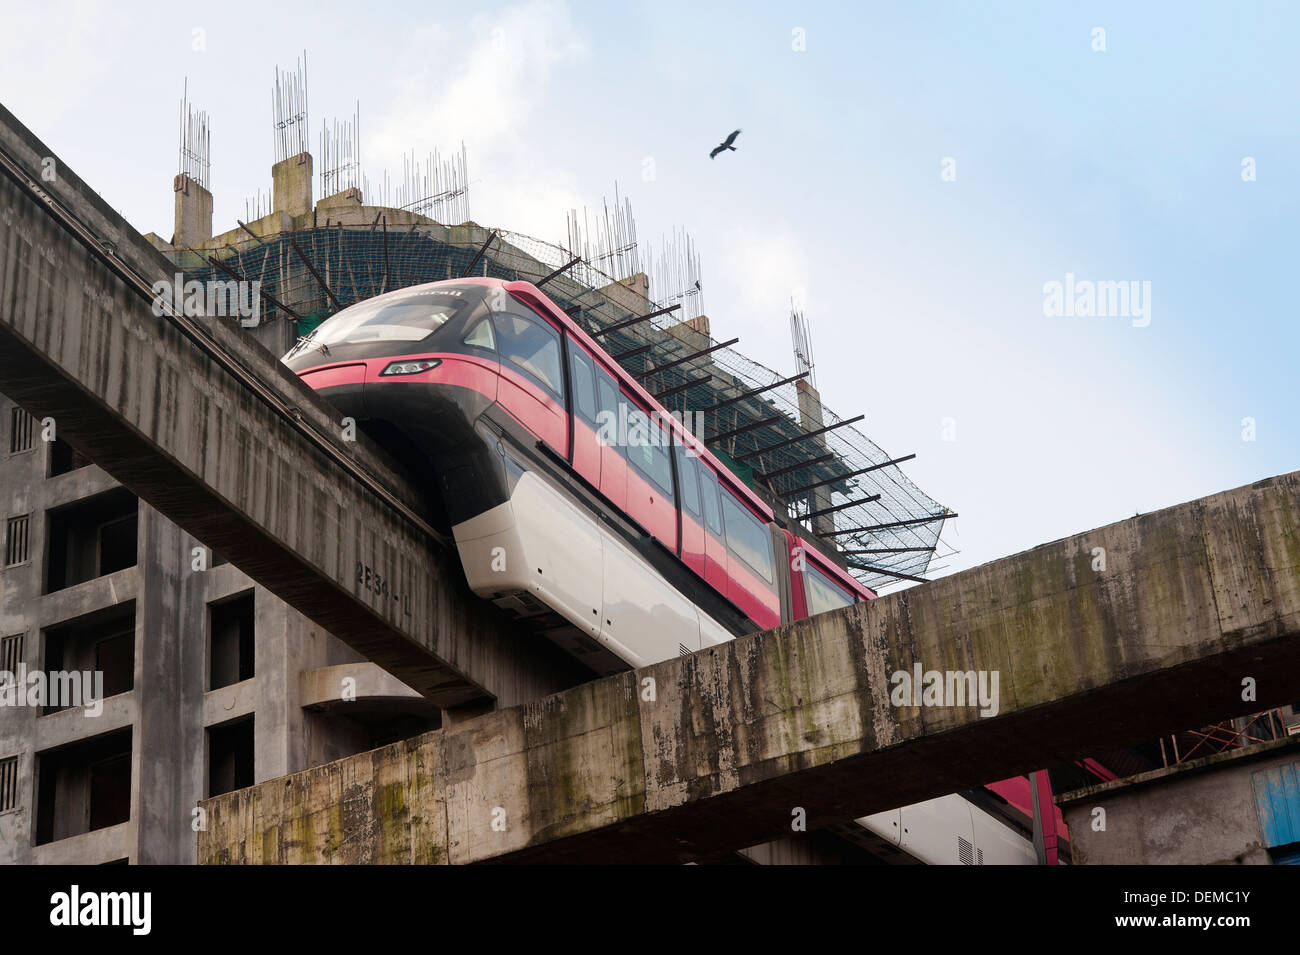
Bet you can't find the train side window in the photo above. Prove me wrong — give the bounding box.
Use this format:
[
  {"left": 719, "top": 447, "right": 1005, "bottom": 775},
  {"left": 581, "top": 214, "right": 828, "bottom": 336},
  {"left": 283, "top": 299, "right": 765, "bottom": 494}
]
[
  {"left": 721, "top": 493, "right": 775, "bottom": 584},
  {"left": 492, "top": 311, "right": 564, "bottom": 399},
  {"left": 462, "top": 319, "right": 496, "bottom": 351},
  {"left": 698, "top": 463, "right": 723, "bottom": 537},
  {"left": 626, "top": 408, "right": 673, "bottom": 495},
  {"left": 804, "top": 564, "right": 855, "bottom": 616},
  {"left": 676, "top": 443, "right": 701, "bottom": 518},
  {"left": 569, "top": 345, "right": 598, "bottom": 424},
  {"left": 595, "top": 374, "right": 622, "bottom": 452}
]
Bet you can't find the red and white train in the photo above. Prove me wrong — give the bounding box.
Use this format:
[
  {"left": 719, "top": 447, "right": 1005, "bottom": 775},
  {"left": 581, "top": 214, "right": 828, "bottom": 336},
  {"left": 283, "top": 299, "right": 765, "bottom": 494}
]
[
  {"left": 282, "top": 277, "right": 1044, "bottom": 863},
  {"left": 283, "top": 277, "right": 872, "bottom": 673}
]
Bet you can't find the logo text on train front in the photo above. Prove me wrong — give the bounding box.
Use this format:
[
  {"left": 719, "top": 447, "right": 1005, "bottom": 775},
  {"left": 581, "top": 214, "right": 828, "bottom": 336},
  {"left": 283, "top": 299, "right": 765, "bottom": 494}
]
[{"left": 151, "top": 274, "right": 262, "bottom": 327}]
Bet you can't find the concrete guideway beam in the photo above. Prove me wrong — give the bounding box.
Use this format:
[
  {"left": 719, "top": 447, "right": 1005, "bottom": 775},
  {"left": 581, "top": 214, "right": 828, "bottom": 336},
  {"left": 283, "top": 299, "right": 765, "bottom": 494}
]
[
  {"left": 0, "top": 103, "right": 583, "bottom": 707},
  {"left": 199, "top": 471, "right": 1300, "bottom": 863}
]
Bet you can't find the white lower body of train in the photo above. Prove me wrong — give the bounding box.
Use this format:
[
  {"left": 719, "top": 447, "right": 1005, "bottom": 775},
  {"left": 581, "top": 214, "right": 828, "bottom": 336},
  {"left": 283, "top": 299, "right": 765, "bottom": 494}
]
[
  {"left": 455, "top": 467, "right": 1039, "bottom": 864},
  {"left": 453, "top": 470, "right": 733, "bottom": 674},
  {"left": 857, "top": 795, "right": 1037, "bottom": 865}
]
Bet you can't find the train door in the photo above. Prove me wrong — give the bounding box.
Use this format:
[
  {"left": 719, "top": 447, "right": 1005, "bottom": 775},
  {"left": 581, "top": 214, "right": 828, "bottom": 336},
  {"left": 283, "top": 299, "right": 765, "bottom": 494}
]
[
  {"left": 490, "top": 307, "right": 568, "bottom": 456},
  {"left": 718, "top": 490, "right": 780, "bottom": 629},
  {"left": 623, "top": 403, "right": 677, "bottom": 551},
  {"left": 594, "top": 369, "right": 626, "bottom": 511},
  {"left": 675, "top": 441, "right": 706, "bottom": 577},
  {"left": 695, "top": 462, "right": 730, "bottom": 593},
  {"left": 771, "top": 527, "right": 795, "bottom": 624},
  {"left": 566, "top": 341, "right": 602, "bottom": 486}
]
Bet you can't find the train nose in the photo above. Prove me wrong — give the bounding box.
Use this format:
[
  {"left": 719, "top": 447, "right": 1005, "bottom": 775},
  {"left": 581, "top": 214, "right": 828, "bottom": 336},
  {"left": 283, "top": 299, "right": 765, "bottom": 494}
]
[
  {"left": 295, "top": 362, "right": 369, "bottom": 420},
  {"left": 360, "top": 376, "right": 482, "bottom": 453}
]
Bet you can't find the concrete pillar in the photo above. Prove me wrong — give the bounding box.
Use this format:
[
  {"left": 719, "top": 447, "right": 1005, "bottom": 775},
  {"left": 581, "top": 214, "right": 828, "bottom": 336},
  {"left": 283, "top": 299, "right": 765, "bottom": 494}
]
[
  {"left": 593, "top": 272, "right": 651, "bottom": 314},
  {"left": 620, "top": 272, "right": 649, "bottom": 302},
  {"left": 315, "top": 188, "right": 366, "bottom": 230},
  {"left": 682, "top": 314, "right": 710, "bottom": 337},
  {"left": 272, "top": 152, "right": 313, "bottom": 221},
  {"left": 172, "top": 174, "right": 212, "bottom": 250},
  {"left": 796, "top": 379, "right": 834, "bottom": 537},
  {"left": 134, "top": 503, "right": 199, "bottom": 863}
]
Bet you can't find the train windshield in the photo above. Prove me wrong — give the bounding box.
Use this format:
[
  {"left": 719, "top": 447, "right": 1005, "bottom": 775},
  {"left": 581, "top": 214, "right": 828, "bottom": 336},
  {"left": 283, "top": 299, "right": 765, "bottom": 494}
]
[{"left": 285, "top": 288, "right": 472, "bottom": 360}]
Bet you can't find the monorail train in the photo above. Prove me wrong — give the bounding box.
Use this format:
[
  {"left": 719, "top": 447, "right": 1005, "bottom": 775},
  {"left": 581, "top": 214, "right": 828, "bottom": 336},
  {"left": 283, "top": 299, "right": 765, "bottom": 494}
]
[
  {"left": 283, "top": 277, "right": 873, "bottom": 673},
  {"left": 282, "top": 277, "right": 1043, "bottom": 863}
]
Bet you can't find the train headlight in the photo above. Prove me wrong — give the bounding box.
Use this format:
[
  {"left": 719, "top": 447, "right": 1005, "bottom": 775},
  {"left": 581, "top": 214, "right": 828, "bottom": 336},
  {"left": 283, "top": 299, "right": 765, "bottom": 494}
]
[{"left": 379, "top": 359, "right": 441, "bottom": 376}]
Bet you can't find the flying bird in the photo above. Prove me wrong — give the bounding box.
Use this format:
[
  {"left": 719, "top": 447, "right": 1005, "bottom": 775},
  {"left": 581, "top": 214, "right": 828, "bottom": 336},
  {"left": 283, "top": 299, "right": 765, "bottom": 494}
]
[{"left": 710, "top": 129, "right": 742, "bottom": 159}]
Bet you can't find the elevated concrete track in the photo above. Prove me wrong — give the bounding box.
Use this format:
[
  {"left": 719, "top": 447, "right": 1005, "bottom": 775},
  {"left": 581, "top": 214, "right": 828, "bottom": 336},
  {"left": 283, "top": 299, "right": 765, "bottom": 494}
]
[
  {"left": 199, "top": 472, "right": 1300, "bottom": 863},
  {"left": 0, "top": 105, "right": 585, "bottom": 707}
]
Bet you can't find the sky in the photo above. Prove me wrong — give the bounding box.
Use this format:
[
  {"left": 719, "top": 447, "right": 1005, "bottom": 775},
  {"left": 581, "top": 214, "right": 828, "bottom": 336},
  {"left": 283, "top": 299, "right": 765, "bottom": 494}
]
[{"left": 2, "top": 0, "right": 1296, "bottom": 588}]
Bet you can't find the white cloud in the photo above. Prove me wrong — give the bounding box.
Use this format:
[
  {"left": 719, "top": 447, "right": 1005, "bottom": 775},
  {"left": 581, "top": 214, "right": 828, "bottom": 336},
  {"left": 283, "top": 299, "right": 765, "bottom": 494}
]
[
  {"left": 710, "top": 222, "right": 812, "bottom": 367},
  {"left": 363, "top": 0, "right": 589, "bottom": 238}
]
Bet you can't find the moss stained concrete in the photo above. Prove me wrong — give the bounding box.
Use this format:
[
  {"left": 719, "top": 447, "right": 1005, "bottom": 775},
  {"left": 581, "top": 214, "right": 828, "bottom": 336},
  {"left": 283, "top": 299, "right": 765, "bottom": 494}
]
[
  {"left": 200, "top": 472, "right": 1300, "bottom": 863},
  {"left": 0, "top": 102, "right": 591, "bottom": 710}
]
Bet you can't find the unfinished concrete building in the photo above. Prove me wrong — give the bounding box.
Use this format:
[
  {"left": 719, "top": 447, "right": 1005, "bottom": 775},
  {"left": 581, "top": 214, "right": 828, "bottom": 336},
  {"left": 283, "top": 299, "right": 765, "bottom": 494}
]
[{"left": 0, "top": 394, "right": 444, "bottom": 863}]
